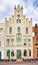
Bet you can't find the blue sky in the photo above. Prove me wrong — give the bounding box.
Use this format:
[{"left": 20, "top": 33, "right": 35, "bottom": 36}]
[{"left": 0, "top": 0, "right": 38, "bottom": 26}]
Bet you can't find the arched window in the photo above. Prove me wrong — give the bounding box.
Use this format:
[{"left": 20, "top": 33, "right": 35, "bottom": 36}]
[
  {"left": 24, "top": 39, "right": 27, "bottom": 45},
  {"left": 17, "top": 18, "right": 21, "bottom": 23},
  {"left": 7, "top": 39, "right": 10, "bottom": 46},
  {"left": 16, "top": 33, "right": 22, "bottom": 42},
  {"left": 17, "top": 50, "right": 21, "bottom": 59},
  {"left": 29, "top": 49, "right": 31, "bottom": 56},
  {"left": 24, "top": 50, "right": 27, "bottom": 56},
  {"left": 26, "top": 27, "right": 28, "bottom": 34},
  {"left": 17, "top": 27, "right": 20, "bottom": 33},
  {"left": 11, "top": 50, "right": 14, "bottom": 57}
]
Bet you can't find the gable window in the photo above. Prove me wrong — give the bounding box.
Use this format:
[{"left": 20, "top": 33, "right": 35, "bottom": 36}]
[
  {"left": 26, "top": 27, "right": 28, "bottom": 34},
  {"left": 9, "top": 27, "right": 12, "bottom": 34},
  {"left": 17, "top": 18, "right": 21, "bottom": 23},
  {"left": 17, "top": 15, "right": 20, "bottom": 17},
  {"left": 24, "top": 50, "right": 27, "bottom": 56},
  {"left": 17, "top": 27, "right": 20, "bottom": 33}
]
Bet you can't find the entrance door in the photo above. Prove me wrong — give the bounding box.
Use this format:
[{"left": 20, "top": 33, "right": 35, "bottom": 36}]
[
  {"left": 0, "top": 52, "right": 1, "bottom": 60},
  {"left": 17, "top": 50, "right": 21, "bottom": 59},
  {"left": 7, "top": 50, "right": 10, "bottom": 60}
]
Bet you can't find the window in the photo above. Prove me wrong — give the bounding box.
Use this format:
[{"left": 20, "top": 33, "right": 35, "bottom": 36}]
[
  {"left": 26, "top": 28, "right": 28, "bottom": 34},
  {"left": 29, "top": 50, "right": 31, "bottom": 56},
  {"left": 19, "top": 19, "right": 21, "bottom": 23},
  {"left": 9, "top": 27, "right": 12, "bottom": 34},
  {"left": 7, "top": 39, "right": 10, "bottom": 46},
  {"left": 24, "top": 39, "right": 27, "bottom": 45},
  {"left": 16, "top": 33, "right": 22, "bottom": 43},
  {"left": 24, "top": 50, "right": 27, "bottom": 56},
  {"left": 11, "top": 39, "right": 14, "bottom": 45},
  {"left": 17, "top": 27, "right": 20, "bottom": 33},
  {"left": 28, "top": 39, "right": 31, "bottom": 46},
  {"left": 17, "top": 50, "right": 21, "bottom": 59},
  {"left": 17, "top": 19, "right": 18, "bottom": 23},
  {"left": 17, "top": 15, "right": 20, "bottom": 17},
  {"left": 17, "top": 19, "right": 21, "bottom": 23},
  {"left": 11, "top": 50, "right": 14, "bottom": 57},
  {"left": 0, "top": 41, "right": 1, "bottom": 46}
]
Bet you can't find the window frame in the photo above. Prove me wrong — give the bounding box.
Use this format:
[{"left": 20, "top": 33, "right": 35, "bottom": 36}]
[{"left": 9, "top": 27, "right": 12, "bottom": 34}]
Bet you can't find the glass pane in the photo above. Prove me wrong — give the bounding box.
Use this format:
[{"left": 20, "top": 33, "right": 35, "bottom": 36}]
[
  {"left": 24, "top": 50, "right": 27, "bottom": 56},
  {"left": 11, "top": 50, "right": 14, "bottom": 57},
  {"left": 26, "top": 28, "right": 28, "bottom": 34},
  {"left": 17, "top": 50, "right": 21, "bottom": 59},
  {"left": 9, "top": 27, "right": 12, "bottom": 34}
]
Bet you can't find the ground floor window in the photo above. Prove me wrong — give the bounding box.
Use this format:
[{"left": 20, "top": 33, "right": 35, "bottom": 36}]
[
  {"left": 11, "top": 50, "right": 14, "bottom": 57},
  {"left": 29, "top": 50, "right": 31, "bottom": 56},
  {"left": 17, "top": 50, "right": 21, "bottom": 59},
  {"left": 24, "top": 50, "right": 27, "bottom": 56}
]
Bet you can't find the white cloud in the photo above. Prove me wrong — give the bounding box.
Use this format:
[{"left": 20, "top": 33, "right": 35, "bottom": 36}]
[{"left": 0, "top": 0, "right": 38, "bottom": 26}]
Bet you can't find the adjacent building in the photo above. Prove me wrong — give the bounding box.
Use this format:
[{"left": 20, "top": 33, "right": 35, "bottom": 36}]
[
  {"left": 33, "top": 24, "right": 38, "bottom": 59},
  {"left": 4, "top": 5, "right": 33, "bottom": 61},
  {"left": 0, "top": 23, "right": 5, "bottom": 60}
]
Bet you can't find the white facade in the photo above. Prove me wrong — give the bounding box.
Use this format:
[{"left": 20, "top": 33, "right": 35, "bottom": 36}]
[
  {"left": 4, "top": 5, "right": 33, "bottom": 61},
  {"left": 0, "top": 5, "right": 33, "bottom": 61}
]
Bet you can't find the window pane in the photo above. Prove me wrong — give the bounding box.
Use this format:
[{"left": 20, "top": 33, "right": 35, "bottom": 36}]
[
  {"left": 29, "top": 50, "right": 31, "bottom": 56},
  {"left": 7, "top": 39, "right": 10, "bottom": 46},
  {"left": 9, "top": 27, "right": 12, "bottom": 34},
  {"left": 11, "top": 50, "right": 14, "bottom": 57},
  {"left": 11, "top": 39, "right": 14, "bottom": 43},
  {"left": 17, "top": 50, "right": 21, "bottom": 59},
  {"left": 24, "top": 39, "right": 27, "bottom": 45},
  {"left": 28, "top": 39, "right": 31, "bottom": 45},
  {"left": 17, "top": 19, "right": 18, "bottom": 23},
  {"left": 17, "top": 27, "right": 20, "bottom": 33},
  {"left": 17, "top": 19, "right": 21, "bottom": 23},
  {"left": 16, "top": 33, "right": 22, "bottom": 43},
  {"left": 11, "top": 39, "right": 14, "bottom": 45},
  {"left": 26, "top": 28, "right": 28, "bottom": 34},
  {"left": 17, "top": 15, "right": 20, "bottom": 17},
  {"left": 24, "top": 50, "right": 27, "bottom": 56}
]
